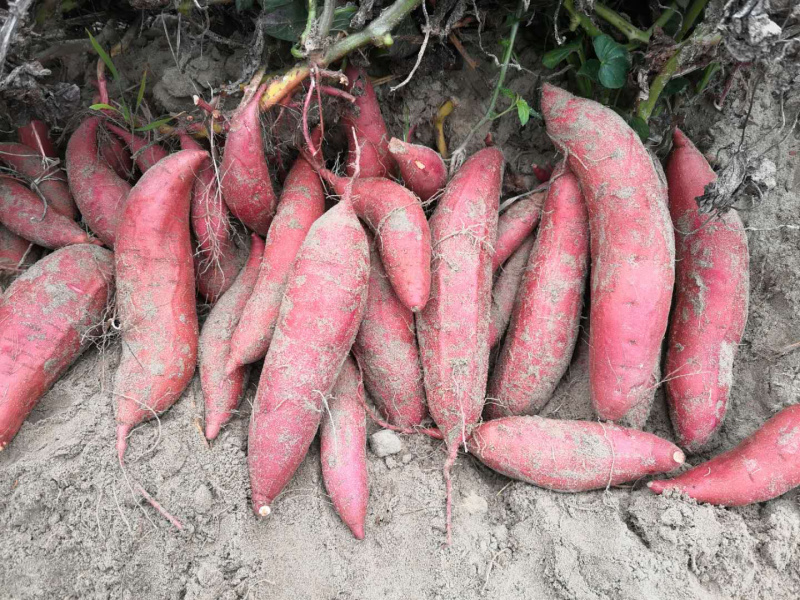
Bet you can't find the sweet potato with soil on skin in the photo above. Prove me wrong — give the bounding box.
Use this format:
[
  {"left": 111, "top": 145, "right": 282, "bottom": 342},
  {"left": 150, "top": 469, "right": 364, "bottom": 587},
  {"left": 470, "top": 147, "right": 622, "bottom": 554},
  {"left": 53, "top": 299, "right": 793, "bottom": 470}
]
[
  {"left": 488, "top": 235, "right": 534, "bottom": 349},
  {"left": 467, "top": 416, "right": 685, "bottom": 491},
  {"left": 228, "top": 152, "right": 325, "bottom": 368},
  {"left": 220, "top": 84, "right": 278, "bottom": 236},
  {"left": 648, "top": 404, "right": 800, "bottom": 505},
  {"left": 200, "top": 234, "right": 264, "bottom": 441},
  {"left": 248, "top": 200, "right": 369, "bottom": 517},
  {"left": 114, "top": 149, "right": 207, "bottom": 460},
  {"left": 319, "top": 170, "right": 431, "bottom": 312},
  {"left": 105, "top": 122, "right": 169, "bottom": 173},
  {"left": 99, "top": 128, "right": 134, "bottom": 180},
  {"left": 321, "top": 356, "right": 368, "bottom": 539},
  {"left": 17, "top": 120, "right": 57, "bottom": 159},
  {"left": 493, "top": 190, "right": 546, "bottom": 271},
  {"left": 353, "top": 231, "right": 427, "bottom": 428},
  {"left": 0, "top": 143, "right": 78, "bottom": 219},
  {"left": 65, "top": 117, "right": 133, "bottom": 247},
  {"left": 0, "top": 244, "right": 114, "bottom": 450},
  {"left": 664, "top": 129, "right": 750, "bottom": 452},
  {"left": 179, "top": 133, "right": 241, "bottom": 304},
  {"left": 416, "top": 146, "right": 503, "bottom": 538},
  {"left": 0, "top": 177, "right": 101, "bottom": 249},
  {"left": 486, "top": 171, "right": 589, "bottom": 419},
  {"left": 541, "top": 84, "right": 675, "bottom": 422},
  {"left": 387, "top": 138, "right": 447, "bottom": 202},
  {"left": 342, "top": 66, "right": 394, "bottom": 179},
  {"left": 0, "top": 223, "right": 38, "bottom": 273}
]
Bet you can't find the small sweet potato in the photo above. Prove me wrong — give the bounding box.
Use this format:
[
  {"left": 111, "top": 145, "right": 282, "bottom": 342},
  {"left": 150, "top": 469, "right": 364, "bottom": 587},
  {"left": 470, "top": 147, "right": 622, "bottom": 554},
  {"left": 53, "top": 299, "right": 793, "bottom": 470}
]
[
  {"left": 493, "top": 190, "right": 546, "bottom": 271},
  {"left": 105, "top": 122, "right": 168, "bottom": 173},
  {"left": 342, "top": 66, "right": 394, "bottom": 179},
  {"left": 17, "top": 120, "right": 57, "bottom": 159},
  {"left": 0, "top": 223, "right": 38, "bottom": 273},
  {"left": 488, "top": 235, "right": 534, "bottom": 348},
  {"left": 387, "top": 137, "right": 447, "bottom": 202}
]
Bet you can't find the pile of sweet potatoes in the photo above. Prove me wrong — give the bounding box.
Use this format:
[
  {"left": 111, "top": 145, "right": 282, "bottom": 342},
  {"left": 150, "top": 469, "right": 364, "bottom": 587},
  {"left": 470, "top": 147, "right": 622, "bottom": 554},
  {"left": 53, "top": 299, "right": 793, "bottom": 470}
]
[{"left": 2, "top": 70, "right": 795, "bottom": 542}]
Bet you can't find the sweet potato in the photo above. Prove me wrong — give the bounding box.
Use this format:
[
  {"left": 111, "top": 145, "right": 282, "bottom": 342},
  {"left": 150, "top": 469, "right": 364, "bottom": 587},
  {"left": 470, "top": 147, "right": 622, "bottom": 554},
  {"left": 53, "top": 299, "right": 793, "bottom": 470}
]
[
  {"left": 0, "top": 223, "right": 37, "bottom": 273},
  {"left": 320, "top": 171, "right": 431, "bottom": 312},
  {"left": 488, "top": 235, "right": 534, "bottom": 349},
  {"left": 228, "top": 152, "right": 325, "bottom": 368},
  {"left": 541, "top": 84, "right": 675, "bottom": 422},
  {"left": 220, "top": 84, "right": 278, "bottom": 236},
  {"left": 0, "top": 244, "right": 114, "bottom": 450},
  {"left": 416, "top": 147, "right": 502, "bottom": 538},
  {"left": 487, "top": 171, "right": 589, "bottom": 418},
  {"left": 353, "top": 231, "right": 427, "bottom": 428},
  {"left": 648, "top": 404, "right": 800, "bottom": 505},
  {"left": 320, "top": 356, "right": 368, "bottom": 539},
  {"left": 114, "top": 149, "right": 207, "bottom": 460},
  {"left": 0, "top": 143, "right": 78, "bottom": 219},
  {"left": 493, "top": 190, "right": 546, "bottom": 271},
  {"left": 201, "top": 234, "right": 264, "bottom": 441},
  {"left": 387, "top": 137, "right": 447, "bottom": 202},
  {"left": 248, "top": 200, "right": 369, "bottom": 516},
  {"left": 105, "top": 122, "right": 168, "bottom": 173},
  {"left": 664, "top": 129, "right": 749, "bottom": 452},
  {"left": 342, "top": 66, "right": 394, "bottom": 179},
  {"left": 17, "top": 120, "right": 56, "bottom": 159},
  {"left": 0, "top": 177, "right": 100, "bottom": 248},
  {"left": 99, "top": 127, "right": 134, "bottom": 180},
  {"left": 468, "top": 416, "right": 685, "bottom": 491},
  {"left": 65, "top": 117, "right": 132, "bottom": 247}
]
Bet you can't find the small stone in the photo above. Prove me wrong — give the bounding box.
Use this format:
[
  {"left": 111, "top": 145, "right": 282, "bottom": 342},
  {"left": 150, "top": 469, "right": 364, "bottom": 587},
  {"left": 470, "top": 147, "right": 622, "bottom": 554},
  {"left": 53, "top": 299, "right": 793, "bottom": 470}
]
[
  {"left": 369, "top": 430, "right": 403, "bottom": 457},
  {"left": 193, "top": 485, "right": 213, "bottom": 514},
  {"left": 462, "top": 492, "right": 488, "bottom": 515},
  {"left": 196, "top": 561, "right": 223, "bottom": 588},
  {"left": 385, "top": 456, "right": 398, "bottom": 469},
  {"left": 401, "top": 453, "right": 413, "bottom": 464}
]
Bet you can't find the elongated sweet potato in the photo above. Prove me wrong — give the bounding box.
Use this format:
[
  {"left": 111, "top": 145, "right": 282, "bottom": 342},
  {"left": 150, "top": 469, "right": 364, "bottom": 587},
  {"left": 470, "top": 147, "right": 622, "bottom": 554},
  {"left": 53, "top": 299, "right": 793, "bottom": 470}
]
[
  {"left": 487, "top": 171, "right": 589, "bottom": 418},
  {"left": 649, "top": 404, "right": 800, "bottom": 505},
  {"left": 0, "top": 177, "right": 100, "bottom": 248},
  {"left": 321, "top": 356, "right": 368, "bottom": 539},
  {"left": 0, "top": 223, "right": 37, "bottom": 273},
  {"left": 0, "top": 244, "right": 114, "bottom": 450},
  {"left": 220, "top": 85, "right": 278, "bottom": 236},
  {"left": 353, "top": 231, "right": 427, "bottom": 427},
  {"left": 541, "top": 84, "right": 675, "bottom": 422},
  {"left": 387, "top": 137, "right": 447, "bottom": 202},
  {"left": 66, "top": 117, "right": 132, "bottom": 247},
  {"left": 493, "top": 190, "right": 546, "bottom": 271},
  {"left": 201, "top": 234, "right": 264, "bottom": 441},
  {"left": 99, "top": 127, "right": 134, "bottom": 180},
  {"left": 416, "top": 146, "right": 502, "bottom": 538},
  {"left": 114, "top": 149, "right": 207, "bottom": 460},
  {"left": 488, "top": 235, "right": 534, "bottom": 348},
  {"left": 664, "top": 129, "right": 749, "bottom": 452},
  {"left": 228, "top": 153, "right": 325, "bottom": 368},
  {"left": 248, "top": 200, "right": 369, "bottom": 516},
  {"left": 0, "top": 143, "right": 78, "bottom": 219},
  {"left": 17, "top": 120, "right": 57, "bottom": 159},
  {"left": 342, "top": 66, "right": 394, "bottom": 179},
  {"left": 105, "top": 122, "right": 168, "bottom": 173},
  {"left": 468, "top": 416, "right": 685, "bottom": 491}
]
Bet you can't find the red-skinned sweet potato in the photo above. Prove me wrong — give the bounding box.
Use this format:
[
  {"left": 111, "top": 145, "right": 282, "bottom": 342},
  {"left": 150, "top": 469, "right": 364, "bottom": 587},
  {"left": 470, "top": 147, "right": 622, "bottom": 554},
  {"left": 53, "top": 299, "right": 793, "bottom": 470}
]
[
  {"left": 17, "top": 120, "right": 57, "bottom": 159},
  {"left": 321, "top": 356, "right": 368, "bottom": 539},
  {"left": 493, "top": 190, "right": 546, "bottom": 271},
  {"left": 105, "top": 122, "right": 168, "bottom": 173},
  {"left": 0, "top": 223, "right": 38, "bottom": 273},
  {"left": 201, "top": 234, "right": 264, "bottom": 441},
  {"left": 488, "top": 235, "right": 534, "bottom": 348},
  {"left": 114, "top": 149, "right": 207, "bottom": 460},
  {"left": 387, "top": 137, "right": 447, "bottom": 202},
  {"left": 664, "top": 129, "right": 749, "bottom": 452},
  {"left": 99, "top": 127, "right": 134, "bottom": 180},
  {"left": 541, "top": 84, "right": 675, "bottom": 422},
  {"left": 648, "top": 404, "right": 800, "bottom": 505},
  {"left": 487, "top": 170, "right": 589, "bottom": 418},
  {"left": 342, "top": 66, "right": 394, "bottom": 179},
  {"left": 248, "top": 200, "right": 369, "bottom": 517},
  {"left": 0, "top": 244, "right": 114, "bottom": 450},
  {"left": 468, "top": 416, "right": 685, "bottom": 491}
]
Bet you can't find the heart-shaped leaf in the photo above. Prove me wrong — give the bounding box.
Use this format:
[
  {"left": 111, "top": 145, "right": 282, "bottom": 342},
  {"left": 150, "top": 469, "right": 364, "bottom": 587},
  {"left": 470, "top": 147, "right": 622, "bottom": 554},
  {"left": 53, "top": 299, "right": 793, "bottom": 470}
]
[{"left": 542, "top": 40, "right": 581, "bottom": 69}]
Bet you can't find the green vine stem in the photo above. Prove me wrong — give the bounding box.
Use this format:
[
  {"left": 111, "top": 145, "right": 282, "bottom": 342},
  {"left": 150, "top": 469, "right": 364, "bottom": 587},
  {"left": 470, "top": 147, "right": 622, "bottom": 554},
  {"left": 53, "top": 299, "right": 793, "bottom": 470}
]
[
  {"left": 676, "top": 0, "right": 709, "bottom": 42},
  {"left": 593, "top": 2, "right": 650, "bottom": 43},
  {"left": 563, "top": 0, "right": 602, "bottom": 37}
]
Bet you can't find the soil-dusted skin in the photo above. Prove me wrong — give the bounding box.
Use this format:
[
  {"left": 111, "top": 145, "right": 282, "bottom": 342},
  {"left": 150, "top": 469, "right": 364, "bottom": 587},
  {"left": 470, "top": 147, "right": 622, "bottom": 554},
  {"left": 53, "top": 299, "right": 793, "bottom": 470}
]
[
  {"left": 114, "top": 149, "right": 208, "bottom": 460},
  {"left": 0, "top": 223, "right": 37, "bottom": 272},
  {"left": 248, "top": 200, "right": 369, "bottom": 517},
  {"left": 493, "top": 190, "right": 546, "bottom": 271},
  {"left": 387, "top": 137, "right": 447, "bottom": 202},
  {"left": 0, "top": 244, "right": 114, "bottom": 450},
  {"left": 664, "top": 129, "right": 750, "bottom": 452},
  {"left": 105, "top": 122, "right": 168, "bottom": 173},
  {"left": 65, "top": 117, "right": 133, "bottom": 247},
  {"left": 489, "top": 235, "right": 534, "bottom": 348},
  {"left": 541, "top": 84, "right": 675, "bottom": 422}
]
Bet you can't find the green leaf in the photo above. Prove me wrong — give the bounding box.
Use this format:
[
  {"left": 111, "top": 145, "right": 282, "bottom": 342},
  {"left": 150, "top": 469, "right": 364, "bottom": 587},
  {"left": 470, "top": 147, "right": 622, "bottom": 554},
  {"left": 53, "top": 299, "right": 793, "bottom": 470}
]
[
  {"left": 517, "top": 99, "right": 531, "bottom": 127},
  {"left": 628, "top": 116, "right": 650, "bottom": 142},
  {"left": 499, "top": 87, "right": 516, "bottom": 99},
  {"left": 135, "top": 116, "right": 174, "bottom": 132},
  {"left": 86, "top": 29, "right": 119, "bottom": 81},
  {"left": 89, "top": 103, "right": 118, "bottom": 112},
  {"left": 542, "top": 40, "right": 581, "bottom": 69},
  {"left": 236, "top": 0, "right": 255, "bottom": 10},
  {"left": 593, "top": 34, "right": 627, "bottom": 63},
  {"left": 261, "top": 0, "right": 307, "bottom": 42},
  {"left": 331, "top": 5, "right": 357, "bottom": 32},
  {"left": 591, "top": 34, "right": 630, "bottom": 89},
  {"left": 136, "top": 69, "right": 147, "bottom": 112},
  {"left": 578, "top": 59, "right": 601, "bottom": 82},
  {"left": 258, "top": 0, "right": 295, "bottom": 10},
  {"left": 120, "top": 105, "right": 132, "bottom": 127},
  {"left": 662, "top": 76, "right": 690, "bottom": 97}
]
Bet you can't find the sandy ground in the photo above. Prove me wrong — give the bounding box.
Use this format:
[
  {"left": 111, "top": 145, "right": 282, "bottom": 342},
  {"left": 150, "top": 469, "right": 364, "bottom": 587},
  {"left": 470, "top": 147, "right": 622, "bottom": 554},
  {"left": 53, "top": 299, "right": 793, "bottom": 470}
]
[{"left": 2, "top": 18, "right": 800, "bottom": 600}]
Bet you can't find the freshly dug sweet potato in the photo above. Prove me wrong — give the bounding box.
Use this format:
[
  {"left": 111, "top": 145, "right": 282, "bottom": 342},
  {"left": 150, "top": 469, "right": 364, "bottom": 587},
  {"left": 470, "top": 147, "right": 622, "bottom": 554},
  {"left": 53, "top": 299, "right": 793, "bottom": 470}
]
[
  {"left": 342, "top": 66, "right": 394, "bottom": 179},
  {"left": 353, "top": 231, "right": 427, "bottom": 428},
  {"left": 541, "top": 84, "right": 675, "bottom": 422},
  {"left": 387, "top": 137, "right": 447, "bottom": 202},
  {"left": 321, "top": 356, "right": 368, "bottom": 539},
  {"left": 248, "top": 200, "right": 369, "bottom": 517},
  {"left": 201, "top": 234, "right": 264, "bottom": 441},
  {"left": 488, "top": 235, "right": 534, "bottom": 348},
  {"left": 664, "top": 129, "right": 750, "bottom": 452},
  {"left": 105, "top": 122, "right": 168, "bottom": 173},
  {"left": 0, "top": 142, "right": 78, "bottom": 219},
  {"left": 0, "top": 177, "right": 100, "bottom": 248},
  {"left": 65, "top": 117, "right": 132, "bottom": 247},
  {"left": 649, "top": 404, "right": 800, "bottom": 505},
  {"left": 0, "top": 244, "right": 114, "bottom": 450},
  {"left": 487, "top": 171, "right": 589, "bottom": 418},
  {"left": 17, "top": 120, "right": 57, "bottom": 159},
  {"left": 493, "top": 190, "right": 546, "bottom": 271},
  {"left": 99, "top": 128, "right": 134, "bottom": 180},
  {"left": 468, "top": 416, "right": 685, "bottom": 491},
  {"left": 114, "top": 149, "right": 207, "bottom": 460},
  {"left": 0, "top": 223, "right": 37, "bottom": 273}
]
